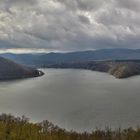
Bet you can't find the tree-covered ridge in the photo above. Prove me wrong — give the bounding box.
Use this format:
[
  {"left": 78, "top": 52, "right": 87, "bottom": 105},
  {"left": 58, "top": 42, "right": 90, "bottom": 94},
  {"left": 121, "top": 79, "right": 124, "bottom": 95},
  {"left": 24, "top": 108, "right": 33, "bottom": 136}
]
[
  {"left": 46, "top": 60, "right": 140, "bottom": 78},
  {"left": 0, "top": 114, "right": 140, "bottom": 140}
]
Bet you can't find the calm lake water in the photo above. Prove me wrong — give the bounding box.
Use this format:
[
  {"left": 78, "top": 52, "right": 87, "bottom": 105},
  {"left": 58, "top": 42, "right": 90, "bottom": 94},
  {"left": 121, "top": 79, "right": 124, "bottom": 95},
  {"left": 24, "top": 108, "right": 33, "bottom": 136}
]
[{"left": 0, "top": 68, "right": 140, "bottom": 132}]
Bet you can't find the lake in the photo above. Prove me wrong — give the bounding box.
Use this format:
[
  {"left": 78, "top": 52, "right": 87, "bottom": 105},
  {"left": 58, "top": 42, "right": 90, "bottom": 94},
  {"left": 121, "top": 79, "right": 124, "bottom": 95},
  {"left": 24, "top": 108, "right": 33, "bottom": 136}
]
[{"left": 0, "top": 68, "right": 140, "bottom": 132}]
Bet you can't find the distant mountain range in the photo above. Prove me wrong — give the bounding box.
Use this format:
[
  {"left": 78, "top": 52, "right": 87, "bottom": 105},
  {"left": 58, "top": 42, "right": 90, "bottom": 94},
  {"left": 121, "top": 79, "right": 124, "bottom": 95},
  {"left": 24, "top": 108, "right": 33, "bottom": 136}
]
[
  {"left": 0, "top": 56, "right": 44, "bottom": 80},
  {"left": 1, "top": 48, "right": 140, "bottom": 67}
]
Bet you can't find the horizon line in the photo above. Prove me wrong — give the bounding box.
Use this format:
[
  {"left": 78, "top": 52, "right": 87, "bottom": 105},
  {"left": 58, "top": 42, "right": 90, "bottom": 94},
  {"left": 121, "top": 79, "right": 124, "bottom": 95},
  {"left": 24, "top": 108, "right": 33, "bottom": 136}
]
[{"left": 0, "top": 48, "right": 139, "bottom": 54}]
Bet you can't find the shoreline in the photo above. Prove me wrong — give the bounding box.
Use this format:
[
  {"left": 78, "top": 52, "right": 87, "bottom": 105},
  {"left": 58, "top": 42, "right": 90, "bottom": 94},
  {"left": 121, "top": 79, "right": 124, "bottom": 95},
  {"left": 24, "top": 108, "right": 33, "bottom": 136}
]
[
  {"left": 44, "top": 61, "right": 140, "bottom": 79},
  {"left": 0, "top": 69, "right": 45, "bottom": 81}
]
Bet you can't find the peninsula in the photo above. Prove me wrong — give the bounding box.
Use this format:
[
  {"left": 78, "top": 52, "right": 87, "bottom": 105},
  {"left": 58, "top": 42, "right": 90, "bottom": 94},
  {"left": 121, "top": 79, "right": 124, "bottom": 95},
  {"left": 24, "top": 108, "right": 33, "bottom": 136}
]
[{"left": 0, "top": 56, "right": 44, "bottom": 80}]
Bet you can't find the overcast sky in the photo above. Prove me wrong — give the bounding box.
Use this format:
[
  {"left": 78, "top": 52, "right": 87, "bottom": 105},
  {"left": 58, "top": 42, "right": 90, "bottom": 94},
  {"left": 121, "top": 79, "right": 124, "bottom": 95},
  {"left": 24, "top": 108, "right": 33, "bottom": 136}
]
[{"left": 0, "top": 0, "right": 140, "bottom": 53}]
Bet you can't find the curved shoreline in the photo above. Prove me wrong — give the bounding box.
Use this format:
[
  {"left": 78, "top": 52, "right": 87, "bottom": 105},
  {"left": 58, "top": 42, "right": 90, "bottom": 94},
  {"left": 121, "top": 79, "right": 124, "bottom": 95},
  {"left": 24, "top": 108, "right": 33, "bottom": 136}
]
[{"left": 45, "top": 61, "right": 140, "bottom": 79}]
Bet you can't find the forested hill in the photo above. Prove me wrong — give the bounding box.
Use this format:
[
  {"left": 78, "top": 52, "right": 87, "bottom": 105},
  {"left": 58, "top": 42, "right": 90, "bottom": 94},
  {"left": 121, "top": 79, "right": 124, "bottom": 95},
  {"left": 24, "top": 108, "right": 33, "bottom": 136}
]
[
  {"left": 0, "top": 113, "right": 139, "bottom": 140},
  {"left": 46, "top": 60, "right": 140, "bottom": 79},
  {"left": 0, "top": 56, "right": 44, "bottom": 80}
]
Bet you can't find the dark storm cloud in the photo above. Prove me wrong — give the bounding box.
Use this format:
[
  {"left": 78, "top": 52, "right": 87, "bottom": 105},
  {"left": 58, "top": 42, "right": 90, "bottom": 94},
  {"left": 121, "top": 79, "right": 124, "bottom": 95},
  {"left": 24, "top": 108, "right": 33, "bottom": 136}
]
[
  {"left": 78, "top": 15, "right": 90, "bottom": 24},
  {"left": 0, "top": 0, "right": 37, "bottom": 12},
  {"left": 6, "top": 0, "right": 36, "bottom": 4},
  {"left": 1, "top": 0, "right": 37, "bottom": 6},
  {"left": 0, "top": 0, "right": 140, "bottom": 52},
  {"left": 116, "top": 0, "right": 140, "bottom": 11},
  {"left": 55, "top": 0, "right": 105, "bottom": 11}
]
